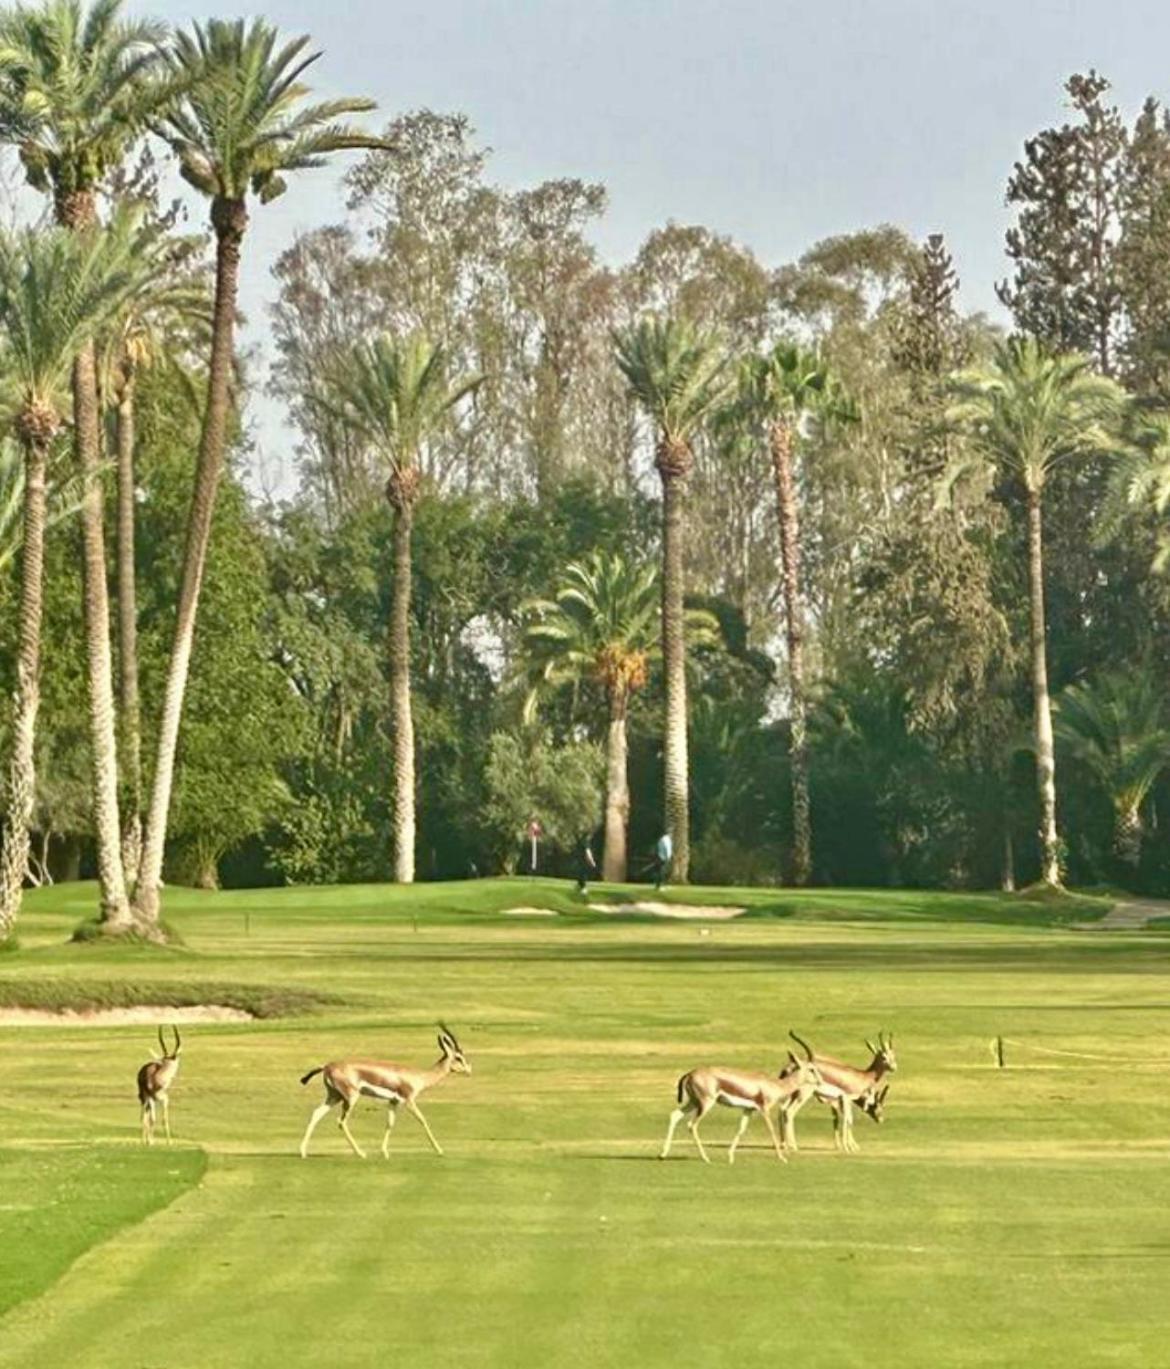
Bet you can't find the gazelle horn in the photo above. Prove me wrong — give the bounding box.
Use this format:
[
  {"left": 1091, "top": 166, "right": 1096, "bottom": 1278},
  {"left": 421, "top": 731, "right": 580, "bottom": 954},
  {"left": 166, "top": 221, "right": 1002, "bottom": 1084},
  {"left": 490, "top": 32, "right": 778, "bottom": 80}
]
[
  {"left": 788, "top": 1030, "right": 815, "bottom": 1061},
  {"left": 865, "top": 1038, "right": 878, "bottom": 1055},
  {"left": 157, "top": 1025, "right": 167, "bottom": 1057},
  {"left": 172, "top": 1025, "right": 182, "bottom": 1056}
]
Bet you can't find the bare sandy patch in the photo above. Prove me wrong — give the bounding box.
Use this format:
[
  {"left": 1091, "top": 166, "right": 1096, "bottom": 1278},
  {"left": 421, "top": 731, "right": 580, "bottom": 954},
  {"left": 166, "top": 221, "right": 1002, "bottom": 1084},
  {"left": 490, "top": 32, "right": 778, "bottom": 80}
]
[
  {"left": 502, "top": 906, "right": 558, "bottom": 917},
  {"left": 0, "top": 1005, "right": 254, "bottom": 1027},
  {"left": 588, "top": 901, "right": 745, "bottom": 920}
]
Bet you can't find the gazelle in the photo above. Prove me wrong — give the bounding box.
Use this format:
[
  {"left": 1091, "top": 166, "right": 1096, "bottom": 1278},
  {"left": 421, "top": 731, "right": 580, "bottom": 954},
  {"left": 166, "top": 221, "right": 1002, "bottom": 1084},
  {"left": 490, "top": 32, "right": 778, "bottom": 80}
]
[
  {"left": 785, "top": 1031, "right": 896, "bottom": 1153},
  {"left": 659, "top": 1039, "right": 825, "bottom": 1164},
  {"left": 137, "top": 1026, "right": 182, "bottom": 1145},
  {"left": 299, "top": 1024, "right": 470, "bottom": 1160}
]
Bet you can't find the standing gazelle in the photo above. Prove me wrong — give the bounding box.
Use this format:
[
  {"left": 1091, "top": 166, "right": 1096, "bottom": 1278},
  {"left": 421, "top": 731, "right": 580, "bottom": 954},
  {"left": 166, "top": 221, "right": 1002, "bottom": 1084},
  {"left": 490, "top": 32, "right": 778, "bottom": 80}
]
[
  {"left": 660, "top": 1039, "right": 824, "bottom": 1164},
  {"left": 137, "top": 1025, "right": 182, "bottom": 1145},
  {"left": 299, "top": 1024, "right": 470, "bottom": 1160},
  {"left": 784, "top": 1030, "right": 897, "bottom": 1153}
]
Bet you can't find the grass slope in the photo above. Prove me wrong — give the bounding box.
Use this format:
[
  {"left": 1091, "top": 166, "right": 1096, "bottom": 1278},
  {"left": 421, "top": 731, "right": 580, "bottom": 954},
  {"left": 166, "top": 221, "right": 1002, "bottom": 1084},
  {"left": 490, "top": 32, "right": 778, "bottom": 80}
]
[{"left": 4, "top": 877, "right": 1169, "bottom": 1368}]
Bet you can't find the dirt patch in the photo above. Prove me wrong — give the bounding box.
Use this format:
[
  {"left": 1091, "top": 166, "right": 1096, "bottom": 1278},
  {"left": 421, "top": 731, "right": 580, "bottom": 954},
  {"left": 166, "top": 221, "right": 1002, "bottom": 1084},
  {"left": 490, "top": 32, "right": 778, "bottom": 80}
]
[
  {"left": 588, "top": 901, "right": 745, "bottom": 921},
  {"left": 1072, "top": 898, "right": 1170, "bottom": 932},
  {"left": 502, "top": 906, "right": 559, "bottom": 917},
  {"left": 0, "top": 1005, "right": 254, "bottom": 1027}
]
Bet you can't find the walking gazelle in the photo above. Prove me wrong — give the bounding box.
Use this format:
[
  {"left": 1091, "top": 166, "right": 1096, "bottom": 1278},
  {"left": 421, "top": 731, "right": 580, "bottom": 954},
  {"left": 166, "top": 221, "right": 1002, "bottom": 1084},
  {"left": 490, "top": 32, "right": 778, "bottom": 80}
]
[
  {"left": 137, "top": 1025, "right": 182, "bottom": 1145},
  {"left": 660, "top": 1037, "right": 825, "bottom": 1164},
  {"left": 783, "top": 1030, "right": 897, "bottom": 1153},
  {"left": 299, "top": 1024, "right": 470, "bottom": 1159}
]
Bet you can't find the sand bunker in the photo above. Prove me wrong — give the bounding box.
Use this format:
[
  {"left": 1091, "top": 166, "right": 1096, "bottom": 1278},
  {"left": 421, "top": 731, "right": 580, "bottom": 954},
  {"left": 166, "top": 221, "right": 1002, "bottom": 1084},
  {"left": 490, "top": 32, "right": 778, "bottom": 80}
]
[
  {"left": 588, "top": 901, "right": 745, "bottom": 920},
  {"left": 0, "top": 1004, "right": 255, "bottom": 1027},
  {"left": 502, "top": 906, "right": 559, "bottom": 917}
]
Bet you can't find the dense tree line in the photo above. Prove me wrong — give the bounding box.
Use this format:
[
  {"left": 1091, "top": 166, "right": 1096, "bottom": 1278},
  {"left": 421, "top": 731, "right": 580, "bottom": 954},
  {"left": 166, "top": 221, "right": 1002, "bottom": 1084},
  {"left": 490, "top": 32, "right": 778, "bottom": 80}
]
[{"left": 2, "top": 16, "right": 1170, "bottom": 934}]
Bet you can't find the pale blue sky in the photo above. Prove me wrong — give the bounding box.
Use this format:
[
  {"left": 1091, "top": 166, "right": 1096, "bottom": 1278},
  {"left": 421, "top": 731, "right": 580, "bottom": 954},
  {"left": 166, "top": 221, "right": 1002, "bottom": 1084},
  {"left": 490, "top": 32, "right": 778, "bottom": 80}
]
[{"left": 124, "top": 0, "right": 1170, "bottom": 495}]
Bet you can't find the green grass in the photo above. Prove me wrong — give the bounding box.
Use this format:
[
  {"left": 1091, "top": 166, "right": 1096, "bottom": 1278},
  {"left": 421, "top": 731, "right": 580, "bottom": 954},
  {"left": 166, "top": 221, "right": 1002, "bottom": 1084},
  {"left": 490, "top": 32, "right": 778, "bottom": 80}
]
[{"left": 3, "top": 876, "right": 1169, "bottom": 1367}]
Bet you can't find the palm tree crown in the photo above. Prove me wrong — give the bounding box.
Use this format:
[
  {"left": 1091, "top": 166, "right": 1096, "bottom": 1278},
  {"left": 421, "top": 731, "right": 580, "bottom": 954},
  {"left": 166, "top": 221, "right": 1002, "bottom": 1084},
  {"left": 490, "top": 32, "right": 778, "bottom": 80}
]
[
  {"left": 947, "top": 337, "right": 1128, "bottom": 493},
  {"left": 613, "top": 316, "right": 730, "bottom": 469},
  {"left": 0, "top": 209, "right": 145, "bottom": 426},
  {"left": 523, "top": 553, "right": 659, "bottom": 715},
  {"left": 318, "top": 332, "right": 480, "bottom": 506},
  {"left": 0, "top": 0, "right": 170, "bottom": 222},
  {"left": 156, "top": 18, "right": 383, "bottom": 211},
  {"left": 1055, "top": 669, "right": 1170, "bottom": 832}
]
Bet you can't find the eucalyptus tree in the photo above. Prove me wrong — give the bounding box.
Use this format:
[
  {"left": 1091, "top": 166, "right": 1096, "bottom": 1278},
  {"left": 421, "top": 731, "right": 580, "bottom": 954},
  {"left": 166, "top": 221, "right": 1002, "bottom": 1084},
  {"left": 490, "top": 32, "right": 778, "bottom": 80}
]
[
  {"left": 1054, "top": 668, "right": 1170, "bottom": 869},
  {"left": 0, "top": 218, "right": 141, "bottom": 936},
  {"left": 734, "top": 343, "right": 845, "bottom": 886},
  {"left": 614, "top": 317, "right": 730, "bottom": 882},
  {"left": 314, "top": 332, "right": 479, "bottom": 883},
  {"left": 947, "top": 339, "right": 1128, "bottom": 885},
  {"left": 524, "top": 552, "right": 712, "bottom": 882},
  {"left": 134, "top": 18, "right": 384, "bottom": 923},
  {"left": 0, "top": 0, "right": 176, "bottom": 926}
]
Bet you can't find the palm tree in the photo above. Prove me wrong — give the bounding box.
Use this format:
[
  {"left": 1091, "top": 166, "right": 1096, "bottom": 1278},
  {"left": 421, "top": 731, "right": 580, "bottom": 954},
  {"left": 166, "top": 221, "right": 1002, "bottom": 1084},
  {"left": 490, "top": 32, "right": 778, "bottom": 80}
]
[
  {"left": 0, "top": 0, "right": 175, "bottom": 928},
  {"left": 315, "top": 332, "right": 479, "bottom": 883},
  {"left": 0, "top": 219, "right": 142, "bottom": 936},
  {"left": 614, "top": 317, "right": 730, "bottom": 883},
  {"left": 736, "top": 343, "right": 843, "bottom": 886},
  {"left": 132, "top": 18, "right": 384, "bottom": 922},
  {"left": 100, "top": 246, "right": 210, "bottom": 885},
  {"left": 1099, "top": 410, "right": 1170, "bottom": 572},
  {"left": 524, "top": 553, "right": 685, "bottom": 883},
  {"left": 947, "top": 339, "right": 1128, "bottom": 885},
  {"left": 1054, "top": 669, "right": 1170, "bottom": 869}
]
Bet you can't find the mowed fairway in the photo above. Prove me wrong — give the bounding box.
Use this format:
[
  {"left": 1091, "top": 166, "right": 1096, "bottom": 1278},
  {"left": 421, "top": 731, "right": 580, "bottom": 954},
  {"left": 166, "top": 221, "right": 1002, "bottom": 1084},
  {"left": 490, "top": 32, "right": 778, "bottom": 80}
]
[{"left": 2, "top": 879, "right": 1170, "bottom": 1367}]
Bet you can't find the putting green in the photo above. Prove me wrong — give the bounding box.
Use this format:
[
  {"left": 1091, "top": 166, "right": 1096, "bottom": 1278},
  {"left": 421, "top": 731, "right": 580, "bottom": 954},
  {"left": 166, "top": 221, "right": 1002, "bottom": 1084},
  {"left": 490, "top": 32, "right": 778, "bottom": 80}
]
[{"left": 1, "top": 878, "right": 1168, "bottom": 1367}]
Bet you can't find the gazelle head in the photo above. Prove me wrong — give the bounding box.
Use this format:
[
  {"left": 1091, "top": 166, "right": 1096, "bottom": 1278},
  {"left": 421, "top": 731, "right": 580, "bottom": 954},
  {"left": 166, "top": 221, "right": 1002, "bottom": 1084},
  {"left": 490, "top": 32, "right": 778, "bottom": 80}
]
[
  {"left": 154, "top": 1025, "right": 181, "bottom": 1061},
  {"left": 864, "top": 1032, "right": 896, "bottom": 1074},
  {"left": 859, "top": 1083, "right": 890, "bottom": 1124},
  {"left": 780, "top": 1035, "right": 824, "bottom": 1090},
  {"left": 437, "top": 1023, "right": 471, "bottom": 1075}
]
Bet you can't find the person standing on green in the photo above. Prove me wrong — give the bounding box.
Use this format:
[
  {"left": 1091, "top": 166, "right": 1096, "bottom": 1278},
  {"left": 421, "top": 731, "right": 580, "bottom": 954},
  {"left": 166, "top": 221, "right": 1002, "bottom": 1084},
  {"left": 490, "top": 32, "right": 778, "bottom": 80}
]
[{"left": 655, "top": 833, "right": 673, "bottom": 890}]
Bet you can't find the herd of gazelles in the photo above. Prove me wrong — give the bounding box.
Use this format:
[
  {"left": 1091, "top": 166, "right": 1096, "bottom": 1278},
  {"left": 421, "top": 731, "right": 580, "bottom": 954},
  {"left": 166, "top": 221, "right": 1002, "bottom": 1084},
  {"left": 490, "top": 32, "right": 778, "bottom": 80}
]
[{"left": 137, "top": 1024, "right": 897, "bottom": 1161}]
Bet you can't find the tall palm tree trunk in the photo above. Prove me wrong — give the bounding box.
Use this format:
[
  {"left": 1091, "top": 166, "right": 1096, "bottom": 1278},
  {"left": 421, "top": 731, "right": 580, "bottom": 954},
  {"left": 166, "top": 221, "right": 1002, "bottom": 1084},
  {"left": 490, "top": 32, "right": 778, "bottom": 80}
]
[
  {"left": 1114, "top": 806, "right": 1142, "bottom": 868},
  {"left": 771, "top": 419, "right": 811, "bottom": 886},
  {"left": 657, "top": 441, "right": 691, "bottom": 883},
  {"left": 134, "top": 197, "right": 246, "bottom": 924},
  {"left": 74, "top": 339, "right": 131, "bottom": 925},
  {"left": 115, "top": 378, "right": 142, "bottom": 885},
  {"left": 59, "top": 190, "right": 130, "bottom": 926},
  {"left": 1026, "top": 488, "right": 1061, "bottom": 886},
  {"left": 602, "top": 689, "right": 630, "bottom": 882},
  {"left": 0, "top": 431, "right": 49, "bottom": 934},
  {"left": 387, "top": 476, "right": 417, "bottom": 884}
]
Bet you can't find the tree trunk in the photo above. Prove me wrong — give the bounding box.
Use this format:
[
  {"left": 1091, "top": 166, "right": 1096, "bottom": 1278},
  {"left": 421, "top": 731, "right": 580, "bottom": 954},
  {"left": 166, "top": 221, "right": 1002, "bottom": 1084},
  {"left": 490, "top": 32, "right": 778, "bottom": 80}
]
[
  {"left": 115, "top": 378, "right": 143, "bottom": 886},
  {"left": 1026, "top": 488, "right": 1061, "bottom": 886},
  {"left": 658, "top": 457, "right": 690, "bottom": 882},
  {"left": 134, "top": 197, "right": 247, "bottom": 925},
  {"left": 1001, "top": 825, "right": 1016, "bottom": 892},
  {"left": 388, "top": 488, "right": 416, "bottom": 884},
  {"left": 602, "top": 689, "right": 630, "bottom": 882},
  {"left": 771, "top": 418, "right": 811, "bottom": 886},
  {"left": 59, "top": 184, "right": 131, "bottom": 929},
  {"left": 75, "top": 340, "right": 131, "bottom": 925},
  {"left": 1114, "top": 805, "right": 1142, "bottom": 869},
  {"left": 0, "top": 435, "right": 48, "bottom": 935}
]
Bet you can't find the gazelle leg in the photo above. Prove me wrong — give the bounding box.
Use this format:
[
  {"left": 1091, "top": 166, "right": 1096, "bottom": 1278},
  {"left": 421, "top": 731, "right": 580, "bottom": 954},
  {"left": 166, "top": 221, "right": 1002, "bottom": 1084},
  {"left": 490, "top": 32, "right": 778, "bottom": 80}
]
[
  {"left": 141, "top": 1100, "right": 153, "bottom": 1146},
  {"left": 337, "top": 1099, "right": 367, "bottom": 1159},
  {"left": 406, "top": 1099, "right": 443, "bottom": 1155},
  {"left": 727, "top": 1111, "right": 751, "bottom": 1164},
  {"left": 381, "top": 1102, "right": 399, "bottom": 1159},
  {"left": 836, "top": 1098, "right": 855, "bottom": 1153},
  {"left": 161, "top": 1094, "right": 173, "bottom": 1144},
  {"left": 762, "top": 1106, "right": 788, "bottom": 1163},
  {"left": 687, "top": 1099, "right": 714, "bottom": 1164},
  {"left": 299, "top": 1101, "right": 334, "bottom": 1158},
  {"left": 782, "top": 1089, "right": 812, "bottom": 1151},
  {"left": 660, "top": 1104, "right": 694, "bottom": 1159}
]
